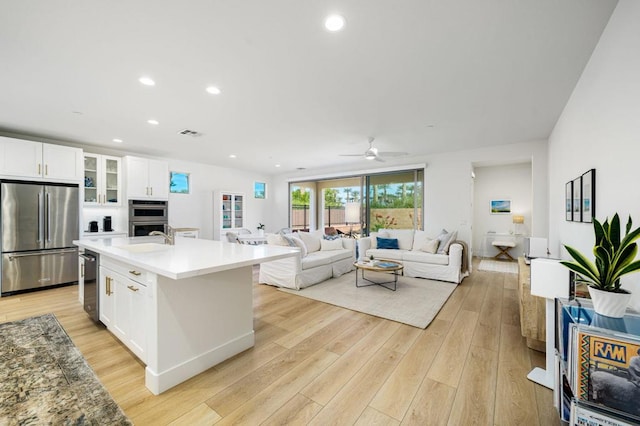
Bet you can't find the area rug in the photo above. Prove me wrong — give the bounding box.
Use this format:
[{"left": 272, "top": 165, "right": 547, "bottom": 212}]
[
  {"left": 0, "top": 313, "right": 131, "bottom": 425},
  {"left": 478, "top": 259, "right": 518, "bottom": 274},
  {"left": 278, "top": 271, "right": 457, "bottom": 329}
]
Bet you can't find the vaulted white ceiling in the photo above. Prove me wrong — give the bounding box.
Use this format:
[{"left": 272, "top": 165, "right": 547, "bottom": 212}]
[{"left": 0, "top": 0, "right": 617, "bottom": 174}]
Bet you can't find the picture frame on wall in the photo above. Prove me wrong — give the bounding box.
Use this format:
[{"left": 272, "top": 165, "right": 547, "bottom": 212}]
[
  {"left": 565, "top": 181, "right": 573, "bottom": 221},
  {"left": 581, "top": 169, "right": 596, "bottom": 223},
  {"left": 572, "top": 177, "right": 582, "bottom": 222},
  {"left": 254, "top": 182, "right": 266, "bottom": 199},
  {"left": 169, "top": 171, "right": 190, "bottom": 194},
  {"left": 490, "top": 199, "right": 511, "bottom": 214}
]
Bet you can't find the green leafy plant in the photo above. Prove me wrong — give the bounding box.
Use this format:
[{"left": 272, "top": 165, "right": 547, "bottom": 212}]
[
  {"left": 257, "top": 223, "right": 265, "bottom": 230},
  {"left": 560, "top": 214, "right": 640, "bottom": 293}
]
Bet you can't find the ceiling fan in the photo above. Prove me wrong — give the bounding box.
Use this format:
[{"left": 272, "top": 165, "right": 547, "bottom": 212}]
[{"left": 339, "top": 137, "right": 408, "bottom": 162}]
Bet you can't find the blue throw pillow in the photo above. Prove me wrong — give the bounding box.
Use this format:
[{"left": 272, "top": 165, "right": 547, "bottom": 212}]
[{"left": 377, "top": 237, "right": 399, "bottom": 250}]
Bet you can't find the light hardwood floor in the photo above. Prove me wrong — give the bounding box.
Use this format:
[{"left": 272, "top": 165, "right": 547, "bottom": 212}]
[{"left": 0, "top": 259, "right": 561, "bottom": 425}]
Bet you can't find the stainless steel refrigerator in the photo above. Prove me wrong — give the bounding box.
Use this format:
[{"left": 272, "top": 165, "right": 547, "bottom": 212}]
[{"left": 1, "top": 180, "right": 79, "bottom": 295}]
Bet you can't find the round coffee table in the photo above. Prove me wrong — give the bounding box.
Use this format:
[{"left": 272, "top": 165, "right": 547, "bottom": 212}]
[{"left": 353, "top": 260, "right": 403, "bottom": 291}]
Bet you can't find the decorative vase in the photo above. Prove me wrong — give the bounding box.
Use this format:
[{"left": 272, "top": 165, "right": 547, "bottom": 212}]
[{"left": 587, "top": 286, "right": 632, "bottom": 318}]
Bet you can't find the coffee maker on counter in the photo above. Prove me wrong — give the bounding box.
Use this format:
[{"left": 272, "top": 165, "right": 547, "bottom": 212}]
[{"left": 103, "top": 216, "right": 112, "bottom": 232}]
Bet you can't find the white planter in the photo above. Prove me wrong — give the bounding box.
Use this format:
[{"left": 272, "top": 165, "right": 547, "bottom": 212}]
[
  {"left": 587, "top": 286, "right": 632, "bottom": 318},
  {"left": 256, "top": 229, "right": 264, "bottom": 237}
]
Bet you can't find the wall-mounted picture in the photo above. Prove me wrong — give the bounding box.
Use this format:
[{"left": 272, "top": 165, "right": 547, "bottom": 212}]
[
  {"left": 581, "top": 169, "right": 596, "bottom": 223},
  {"left": 565, "top": 181, "right": 573, "bottom": 221},
  {"left": 254, "top": 182, "right": 266, "bottom": 199},
  {"left": 572, "top": 176, "right": 582, "bottom": 222},
  {"left": 490, "top": 199, "right": 511, "bottom": 214},
  {"left": 170, "top": 172, "right": 190, "bottom": 194}
]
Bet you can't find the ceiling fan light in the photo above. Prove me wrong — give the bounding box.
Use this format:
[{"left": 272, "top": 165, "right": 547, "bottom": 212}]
[{"left": 365, "top": 153, "right": 376, "bottom": 160}]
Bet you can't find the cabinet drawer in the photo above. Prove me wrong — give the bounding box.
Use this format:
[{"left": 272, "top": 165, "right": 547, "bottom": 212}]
[{"left": 101, "top": 256, "right": 156, "bottom": 286}]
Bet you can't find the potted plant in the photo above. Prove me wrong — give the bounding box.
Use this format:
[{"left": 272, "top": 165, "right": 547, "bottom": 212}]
[
  {"left": 256, "top": 223, "right": 265, "bottom": 236},
  {"left": 560, "top": 214, "right": 640, "bottom": 318}
]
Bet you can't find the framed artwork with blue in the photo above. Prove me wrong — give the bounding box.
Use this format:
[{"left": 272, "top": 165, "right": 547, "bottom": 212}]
[
  {"left": 254, "top": 182, "right": 266, "bottom": 199},
  {"left": 170, "top": 172, "right": 190, "bottom": 194}
]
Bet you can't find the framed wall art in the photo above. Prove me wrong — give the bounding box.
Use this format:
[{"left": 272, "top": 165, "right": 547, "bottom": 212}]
[
  {"left": 565, "top": 181, "right": 573, "bottom": 221},
  {"left": 254, "top": 182, "right": 266, "bottom": 199},
  {"left": 490, "top": 199, "right": 511, "bottom": 214},
  {"left": 581, "top": 169, "right": 596, "bottom": 223},
  {"left": 572, "top": 177, "right": 582, "bottom": 222},
  {"left": 169, "top": 171, "right": 190, "bottom": 194}
]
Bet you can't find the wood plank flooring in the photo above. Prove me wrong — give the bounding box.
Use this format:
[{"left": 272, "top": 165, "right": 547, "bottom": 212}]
[{"left": 0, "top": 258, "right": 560, "bottom": 425}]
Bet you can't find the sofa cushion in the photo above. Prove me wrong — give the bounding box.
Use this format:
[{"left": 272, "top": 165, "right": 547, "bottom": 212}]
[
  {"left": 411, "top": 230, "right": 430, "bottom": 251},
  {"left": 328, "top": 248, "right": 353, "bottom": 263},
  {"left": 402, "top": 250, "right": 450, "bottom": 265},
  {"left": 297, "top": 231, "right": 322, "bottom": 253},
  {"left": 267, "top": 233, "right": 288, "bottom": 246},
  {"left": 366, "top": 248, "right": 404, "bottom": 261},
  {"left": 301, "top": 251, "right": 334, "bottom": 269},
  {"left": 384, "top": 229, "right": 415, "bottom": 250},
  {"left": 376, "top": 237, "right": 399, "bottom": 250},
  {"left": 286, "top": 235, "right": 307, "bottom": 257},
  {"left": 321, "top": 238, "right": 344, "bottom": 251},
  {"left": 420, "top": 238, "right": 439, "bottom": 254},
  {"left": 369, "top": 231, "right": 389, "bottom": 249}
]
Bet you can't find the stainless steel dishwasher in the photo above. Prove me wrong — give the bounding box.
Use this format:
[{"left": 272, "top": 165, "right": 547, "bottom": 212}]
[{"left": 80, "top": 250, "right": 99, "bottom": 322}]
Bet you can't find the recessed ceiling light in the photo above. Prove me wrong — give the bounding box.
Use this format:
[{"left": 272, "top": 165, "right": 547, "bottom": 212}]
[
  {"left": 229, "top": 154, "right": 237, "bottom": 158},
  {"left": 206, "top": 86, "right": 221, "bottom": 95},
  {"left": 139, "top": 76, "right": 155, "bottom": 86},
  {"left": 147, "top": 119, "right": 159, "bottom": 125},
  {"left": 112, "top": 138, "right": 123, "bottom": 143},
  {"left": 275, "top": 164, "right": 281, "bottom": 168},
  {"left": 324, "top": 14, "right": 345, "bottom": 32}
]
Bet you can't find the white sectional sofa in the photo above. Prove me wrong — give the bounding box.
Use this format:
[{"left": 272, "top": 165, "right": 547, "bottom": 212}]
[
  {"left": 357, "top": 229, "right": 467, "bottom": 284},
  {"left": 259, "top": 231, "right": 356, "bottom": 290}
]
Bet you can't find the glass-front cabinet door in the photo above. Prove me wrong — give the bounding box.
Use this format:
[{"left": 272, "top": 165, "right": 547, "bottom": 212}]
[{"left": 84, "top": 154, "right": 121, "bottom": 206}]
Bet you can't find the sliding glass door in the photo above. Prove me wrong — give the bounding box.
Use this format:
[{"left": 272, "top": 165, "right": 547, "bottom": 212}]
[{"left": 289, "top": 168, "right": 423, "bottom": 235}]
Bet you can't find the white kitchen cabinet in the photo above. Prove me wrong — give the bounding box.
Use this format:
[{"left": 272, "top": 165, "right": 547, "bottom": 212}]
[
  {"left": 214, "top": 191, "right": 245, "bottom": 240},
  {"left": 99, "top": 267, "right": 115, "bottom": 328},
  {"left": 100, "top": 258, "right": 153, "bottom": 363},
  {"left": 0, "top": 136, "right": 83, "bottom": 182},
  {"left": 84, "top": 153, "right": 122, "bottom": 206},
  {"left": 124, "top": 156, "right": 169, "bottom": 200}
]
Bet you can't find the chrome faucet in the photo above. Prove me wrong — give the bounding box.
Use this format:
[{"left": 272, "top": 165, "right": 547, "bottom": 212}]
[{"left": 149, "top": 226, "right": 175, "bottom": 245}]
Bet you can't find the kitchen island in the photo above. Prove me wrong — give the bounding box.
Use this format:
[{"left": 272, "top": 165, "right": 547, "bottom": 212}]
[{"left": 73, "top": 236, "right": 298, "bottom": 394}]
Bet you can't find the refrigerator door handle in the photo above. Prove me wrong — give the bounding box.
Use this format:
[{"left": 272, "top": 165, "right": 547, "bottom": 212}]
[
  {"left": 46, "top": 192, "right": 51, "bottom": 242},
  {"left": 8, "top": 248, "right": 78, "bottom": 260},
  {"left": 37, "top": 191, "right": 44, "bottom": 243}
]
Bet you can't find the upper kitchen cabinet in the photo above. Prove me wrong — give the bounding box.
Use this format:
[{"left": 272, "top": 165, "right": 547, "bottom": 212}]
[
  {"left": 84, "top": 153, "right": 121, "bottom": 206},
  {"left": 0, "top": 136, "right": 83, "bottom": 182},
  {"left": 124, "top": 156, "right": 169, "bottom": 200}
]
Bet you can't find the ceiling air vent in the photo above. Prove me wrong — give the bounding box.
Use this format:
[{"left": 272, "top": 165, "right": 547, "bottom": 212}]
[{"left": 178, "top": 129, "right": 202, "bottom": 137}]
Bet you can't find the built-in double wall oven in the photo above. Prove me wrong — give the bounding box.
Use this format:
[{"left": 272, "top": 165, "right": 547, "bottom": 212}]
[{"left": 128, "top": 200, "right": 168, "bottom": 237}]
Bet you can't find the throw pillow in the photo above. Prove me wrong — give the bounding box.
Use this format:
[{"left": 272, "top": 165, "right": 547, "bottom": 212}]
[
  {"left": 288, "top": 235, "right": 308, "bottom": 257},
  {"left": 436, "top": 229, "right": 457, "bottom": 254},
  {"left": 296, "top": 231, "right": 321, "bottom": 253},
  {"left": 266, "top": 233, "right": 288, "bottom": 246},
  {"left": 385, "top": 229, "right": 414, "bottom": 250},
  {"left": 370, "top": 231, "right": 389, "bottom": 249},
  {"left": 320, "top": 238, "right": 343, "bottom": 251},
  {"left": 376, "top": 237, "right": 399, "bottom": 250},
  {"left": 420, "top": 238, "right": 439, "bottom": 254},
  {"left": 323, "top": 234, "right": 341, "bottom": 240}
]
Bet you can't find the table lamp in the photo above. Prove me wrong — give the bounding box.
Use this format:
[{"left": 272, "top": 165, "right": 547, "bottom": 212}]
[
  {"left": 345, "top": 202, "right": 361, "bottom": 237},
  {"left": 512, "top": 215, "right": 524, "bottom": 235}
]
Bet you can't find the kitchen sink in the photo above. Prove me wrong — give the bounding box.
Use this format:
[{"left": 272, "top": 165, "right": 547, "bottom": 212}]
[{"left": 117, "top": 243, "right": 171, "bottom": 253}]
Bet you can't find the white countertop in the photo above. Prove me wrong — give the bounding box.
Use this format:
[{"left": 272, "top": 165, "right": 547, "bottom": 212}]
[{"left": 74, "top": 236, "right": 298, "bottom": 280}]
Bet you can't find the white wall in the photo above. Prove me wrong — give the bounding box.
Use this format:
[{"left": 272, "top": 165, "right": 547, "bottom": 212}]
[
  {"left": 472, "top": 163, "right": 532, "bottom": 257},
  {"left": 547, "top": 0, "right": 640, "bottom": 308},
  {"left": 272, "top": 139, "right": 548, "bottom": 259}
]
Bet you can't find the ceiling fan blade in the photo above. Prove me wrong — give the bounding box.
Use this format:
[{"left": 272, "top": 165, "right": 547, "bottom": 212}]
[
  {"left": 339, "top": 154, "right": 365, "bottom": 157},
  {"left": 374, "top": 156, "right": 385, "bottom": 162}
]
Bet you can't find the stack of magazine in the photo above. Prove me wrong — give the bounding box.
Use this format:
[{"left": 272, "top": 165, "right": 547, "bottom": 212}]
[{"left": 555, "top": 302, "right": 640, "bottom": 426}]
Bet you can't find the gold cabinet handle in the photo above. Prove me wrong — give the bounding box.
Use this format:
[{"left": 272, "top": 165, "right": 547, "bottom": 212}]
[
  {"left": 45, "top": 164, "right": 48, "bottom": 175},
  {"left": 127, "top": 285, "right": 139, "bottom": 292},
  {"left": 106, "top": 276, "right": 113, "bottom": 295},
  {"left": 129, "top": 270, "right": 142, "bottom": 276},
  {"left": 38, "top": 164, "right": 41, "bottom": 175},
  {"left": 150, "top": 187, "right": 153, "bottom": 196},
  {"left": 80, "top": 263, "right": 85, "bottom": 278}
]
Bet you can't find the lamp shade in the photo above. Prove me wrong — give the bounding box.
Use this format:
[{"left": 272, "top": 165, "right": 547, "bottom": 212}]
[
  {"left": 512, "top": 215, "right": 525, "bottom": 224},
  {"left": 345, "top": 202, "right": 360, "bottom": 224}
]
